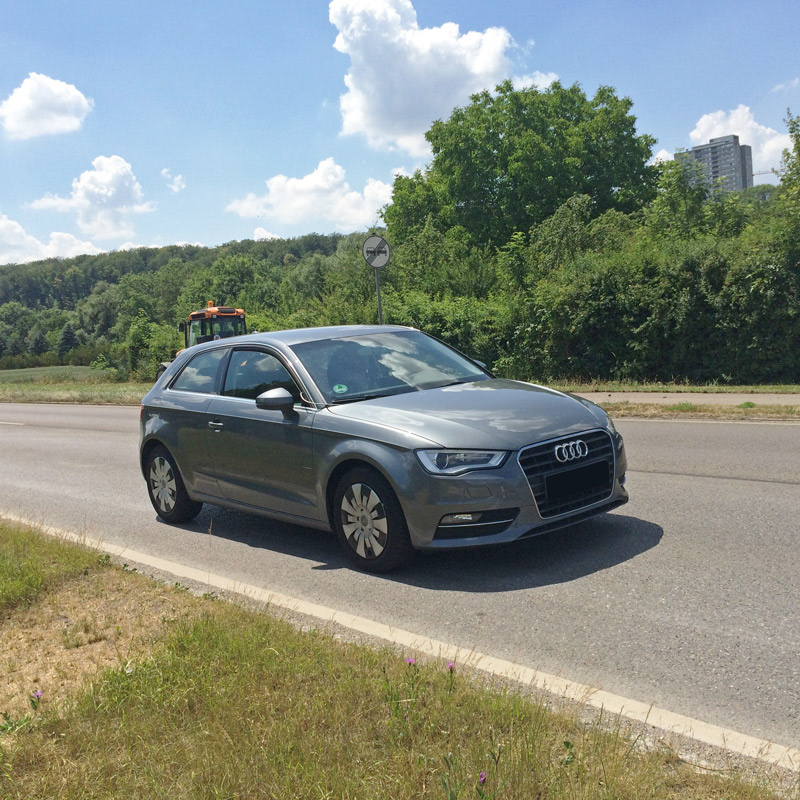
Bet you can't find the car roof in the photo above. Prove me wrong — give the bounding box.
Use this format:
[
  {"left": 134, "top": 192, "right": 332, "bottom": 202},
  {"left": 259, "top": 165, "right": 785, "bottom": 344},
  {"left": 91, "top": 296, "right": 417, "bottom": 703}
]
[{"left": 229, "top": 324, "right": 415, "bottom": 348}]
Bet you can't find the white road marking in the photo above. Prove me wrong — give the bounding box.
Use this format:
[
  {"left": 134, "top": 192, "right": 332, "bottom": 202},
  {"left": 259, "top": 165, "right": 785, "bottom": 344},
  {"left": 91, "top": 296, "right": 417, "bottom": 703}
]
[
  {"left": 2, "top": 510, "right": 797, "bottom": 773},
  {"left": 0, "top": 421, "right": 24, "bottom": 425}
]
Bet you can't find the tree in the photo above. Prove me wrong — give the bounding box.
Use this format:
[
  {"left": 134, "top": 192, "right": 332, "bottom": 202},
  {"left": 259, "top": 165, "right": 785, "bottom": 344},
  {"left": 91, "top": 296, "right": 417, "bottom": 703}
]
[
  {"left": 126, "top": 309, "right": 152, "bottom": 372},
  {"left": 57, "top": 322, "right": 79, "bottom": 360},
  {"left": 777, "top": 109, "right": 800, "bottom": 212},
  {"left": 28, "top": 329, "right": 50, "bottom": 355},
  {"left": 645, "top": 158, "right": 710, "bottom": 238},
  {"left": 385, "top": 80, "right": 656, "bottom": 248}
]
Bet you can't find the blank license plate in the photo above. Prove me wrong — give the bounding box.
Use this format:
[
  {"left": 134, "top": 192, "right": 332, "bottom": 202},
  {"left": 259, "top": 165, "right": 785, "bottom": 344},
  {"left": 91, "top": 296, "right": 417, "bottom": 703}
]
[{"left": 546, "top": 460, "right": 609, "bottom": 501}]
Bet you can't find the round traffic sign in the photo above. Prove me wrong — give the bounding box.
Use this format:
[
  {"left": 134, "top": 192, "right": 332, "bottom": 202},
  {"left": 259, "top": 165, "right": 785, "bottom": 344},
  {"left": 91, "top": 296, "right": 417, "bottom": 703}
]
[{"left": 362, "top": 235, "right": 390, "bottom": 269}]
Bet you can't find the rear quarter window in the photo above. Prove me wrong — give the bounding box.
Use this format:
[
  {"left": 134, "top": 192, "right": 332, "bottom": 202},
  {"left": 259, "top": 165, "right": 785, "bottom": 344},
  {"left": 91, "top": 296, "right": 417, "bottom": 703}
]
[{"left": 171, "top": 349, "right": 226, "bottom": 394}]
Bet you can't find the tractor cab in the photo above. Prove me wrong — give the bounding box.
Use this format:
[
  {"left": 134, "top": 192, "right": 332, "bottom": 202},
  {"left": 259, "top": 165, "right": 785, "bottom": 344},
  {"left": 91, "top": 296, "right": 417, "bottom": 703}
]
[{"left": 179, "top": 302, "right": 247, "bottom": 350}]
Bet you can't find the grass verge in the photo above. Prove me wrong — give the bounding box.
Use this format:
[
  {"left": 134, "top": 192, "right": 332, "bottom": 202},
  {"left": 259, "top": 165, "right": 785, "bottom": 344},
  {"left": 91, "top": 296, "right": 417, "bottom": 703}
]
[
  {"left": 0, "top": 365, "right": 150, "bottom": 405},
  {"left": 552, "top": 381, "right": 800, "bottom": 394},
  {"left": 0, "top": 381, "right": 151, "bottom": 405},
  {"left": 1, "top": 523, "right": 795, "bottom": 799},
  {"left": 1, "top": 367, "right": 800, "bottom": 414},
  {"left": 601, "top": 402, "right": 800, "bottom": 421}
]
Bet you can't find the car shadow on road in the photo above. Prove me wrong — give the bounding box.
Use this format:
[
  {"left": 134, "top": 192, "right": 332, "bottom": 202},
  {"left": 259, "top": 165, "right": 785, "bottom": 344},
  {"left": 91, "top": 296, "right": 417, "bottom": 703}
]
[
  {"left": 173, "top": 508, "right": 662, "bottom": 593},
  {"left": 398, "top": 513, "right": 663, "bottom": 592}
]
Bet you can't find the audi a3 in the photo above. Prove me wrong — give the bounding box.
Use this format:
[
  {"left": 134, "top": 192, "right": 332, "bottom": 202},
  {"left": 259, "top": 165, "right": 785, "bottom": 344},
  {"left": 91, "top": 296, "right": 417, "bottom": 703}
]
[{"left": 139, "top": 325, "right": 628, "bottom": 572}]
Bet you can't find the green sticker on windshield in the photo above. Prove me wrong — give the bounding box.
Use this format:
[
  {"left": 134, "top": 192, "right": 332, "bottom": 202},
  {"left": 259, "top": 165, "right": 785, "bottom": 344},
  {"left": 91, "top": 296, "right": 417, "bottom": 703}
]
[{"left": 333, "top": 384, "right": 348, "bottom": 394}]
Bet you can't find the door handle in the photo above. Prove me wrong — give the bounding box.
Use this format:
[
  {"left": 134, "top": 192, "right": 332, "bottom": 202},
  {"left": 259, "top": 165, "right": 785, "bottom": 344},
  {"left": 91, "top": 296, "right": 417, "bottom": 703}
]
[{"left": 208, "top": 421, "right": 224, "bottom": 431}]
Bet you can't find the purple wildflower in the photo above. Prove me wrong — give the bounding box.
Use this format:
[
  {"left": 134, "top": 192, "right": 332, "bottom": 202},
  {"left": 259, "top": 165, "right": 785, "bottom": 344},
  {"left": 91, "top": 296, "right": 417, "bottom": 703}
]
[
  {"left": 405, "top": 657, "right": 416, "bottom": 665},
  {"left": 448, "top": 662, "right": 455, "bottom": 673},
  {"left": 479, "top": 771, "right": 487, "bottom": 785},
  {"left": 32, "top": 690, "right": 43, "bottom": 700}
]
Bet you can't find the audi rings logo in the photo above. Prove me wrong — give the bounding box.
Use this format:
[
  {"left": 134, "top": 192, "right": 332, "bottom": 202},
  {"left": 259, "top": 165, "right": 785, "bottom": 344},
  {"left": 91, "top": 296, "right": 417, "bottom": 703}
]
[{"left": 554, "top": 439, "right": 589, "bottom": 462}]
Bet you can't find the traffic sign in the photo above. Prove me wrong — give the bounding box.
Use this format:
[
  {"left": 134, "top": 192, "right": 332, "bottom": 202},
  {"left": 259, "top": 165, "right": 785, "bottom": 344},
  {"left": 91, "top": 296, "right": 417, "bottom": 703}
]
[{"left": 362, "top": 235, "right": 390, "bottom": 269}]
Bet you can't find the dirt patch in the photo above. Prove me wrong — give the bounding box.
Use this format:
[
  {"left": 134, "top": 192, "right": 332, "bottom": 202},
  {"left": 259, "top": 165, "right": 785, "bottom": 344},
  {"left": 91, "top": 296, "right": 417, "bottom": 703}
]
[{"left": 1, "top": 568, "right": 200, "bottom": 719}]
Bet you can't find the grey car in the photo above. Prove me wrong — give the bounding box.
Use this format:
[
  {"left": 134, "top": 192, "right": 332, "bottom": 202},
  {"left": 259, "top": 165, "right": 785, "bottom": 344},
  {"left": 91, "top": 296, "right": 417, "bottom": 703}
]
[{"left": 139, "top": 325, "right": 628, "bottom": 572}]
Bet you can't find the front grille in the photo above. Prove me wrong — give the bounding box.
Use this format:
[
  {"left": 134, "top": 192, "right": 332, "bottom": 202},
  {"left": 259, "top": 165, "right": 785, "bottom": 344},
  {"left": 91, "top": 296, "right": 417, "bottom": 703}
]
[{"left": 518, "top": 429, "right": 614, "bottom": 518}]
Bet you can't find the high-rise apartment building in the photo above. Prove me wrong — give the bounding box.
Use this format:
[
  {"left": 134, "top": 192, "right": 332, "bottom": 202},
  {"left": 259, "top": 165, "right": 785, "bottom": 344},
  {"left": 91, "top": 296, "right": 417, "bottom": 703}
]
[{"left": 675, "top": 134, "right": 753, "bottom": 192}]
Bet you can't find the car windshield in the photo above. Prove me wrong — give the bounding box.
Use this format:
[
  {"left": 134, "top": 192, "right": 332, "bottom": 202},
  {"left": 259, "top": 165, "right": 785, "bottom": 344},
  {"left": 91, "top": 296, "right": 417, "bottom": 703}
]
[{"left": 290, "top": 330, "right": 490, "bottom": 404}]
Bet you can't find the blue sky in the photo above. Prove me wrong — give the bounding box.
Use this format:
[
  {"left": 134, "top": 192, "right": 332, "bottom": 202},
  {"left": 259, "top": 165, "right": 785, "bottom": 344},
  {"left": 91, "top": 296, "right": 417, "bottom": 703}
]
[{"left": 1, "top": 0, "right": 798, "bottom": 266}]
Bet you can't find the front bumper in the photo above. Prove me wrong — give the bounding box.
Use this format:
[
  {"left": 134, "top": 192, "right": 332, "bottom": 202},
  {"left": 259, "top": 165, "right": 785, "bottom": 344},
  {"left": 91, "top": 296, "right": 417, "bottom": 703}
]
[{"left": 403, "top": 429, "right": 628, "bottom": 550}]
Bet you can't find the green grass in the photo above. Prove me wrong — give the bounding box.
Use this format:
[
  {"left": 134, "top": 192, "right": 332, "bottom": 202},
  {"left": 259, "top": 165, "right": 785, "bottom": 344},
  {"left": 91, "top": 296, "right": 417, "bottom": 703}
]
[
  {"left": 0, "top": 366, "right": 150, "bottom": 404},
  {"left": 0, "top": 524, "right": 794, "bottom": 799},
  {"left": 602, "top": 401, "right": 800, "bottom": 420},
  {"left": 552, "top": 380, "right": 800, "bottom": 394},
  {"left": 0, "top": 365, "right": 105, "bottom": 384},
  {"left": 0, "top": 523, "right": 108, "bottom": 614},
  {"left": 0, "top": 381, "right": 151, "bottom": 404},
  {"left": 1, "top": 366, "right": 799, "bottom": 408}
]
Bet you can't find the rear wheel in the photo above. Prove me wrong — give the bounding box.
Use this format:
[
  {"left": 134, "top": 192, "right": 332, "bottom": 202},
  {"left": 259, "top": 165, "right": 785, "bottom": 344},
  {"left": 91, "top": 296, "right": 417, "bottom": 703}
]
[
  {"left": 333, "top": 467, "right": 414, "bottom": 573},
  {"left": 145, "top": 445, "right": 202, "bottom": 523}
]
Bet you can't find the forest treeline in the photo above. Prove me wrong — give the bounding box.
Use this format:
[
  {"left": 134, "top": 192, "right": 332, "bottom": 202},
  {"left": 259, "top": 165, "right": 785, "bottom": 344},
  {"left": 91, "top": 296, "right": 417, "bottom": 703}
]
[{"left": 2, "top": 82, "right": 799, "bottom": 383}]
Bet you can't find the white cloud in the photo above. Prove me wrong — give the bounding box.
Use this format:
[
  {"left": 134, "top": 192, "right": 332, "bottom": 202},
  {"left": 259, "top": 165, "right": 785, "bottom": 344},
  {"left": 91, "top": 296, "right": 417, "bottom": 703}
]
[
  {"left": 329, "top": 0, "right": 515, "bottom": 156},
  {"left": 512, "top": 71, "right": 558, "bottom": 90},
  {"left": 0, "top": 72, "right": 93, "bottom": 140},
  {"left": 0, "top": 214, "right": 101, "bottom": 266},
  {"left": 651, "top": 149, "right": 673, "bottom": 164},
  {"left": 690, "top": 105, "right": 791, "bottom": 175},
  {"left": 161, "top": 168, "right": 186, "bottom": 193},
  {"left": 227, "top": 157, "right": 393, "bottom": 232},
  {"left": 771, "top": 77, "right": 800, "bottom": 93},
  {"left": 254, "top": 228, "right": 280, "bottom": 240},
  {"left": 29, "top": 155, "right": 155, "bottom": 240}
]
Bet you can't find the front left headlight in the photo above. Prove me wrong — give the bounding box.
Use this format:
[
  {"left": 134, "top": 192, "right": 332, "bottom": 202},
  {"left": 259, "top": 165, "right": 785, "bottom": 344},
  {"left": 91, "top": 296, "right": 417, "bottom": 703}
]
[{"left": 415, "top": 449, "right": 508, "bottom": 476}]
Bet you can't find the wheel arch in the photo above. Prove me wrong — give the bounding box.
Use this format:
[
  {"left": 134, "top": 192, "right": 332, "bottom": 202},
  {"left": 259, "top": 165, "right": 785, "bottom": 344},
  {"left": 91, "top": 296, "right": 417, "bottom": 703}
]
[
  {"left": 324, "top": 457, "right": 401, "bottom": 529},
  {"left": 140, "top": 438, "right": 175, "bottom": 480}
]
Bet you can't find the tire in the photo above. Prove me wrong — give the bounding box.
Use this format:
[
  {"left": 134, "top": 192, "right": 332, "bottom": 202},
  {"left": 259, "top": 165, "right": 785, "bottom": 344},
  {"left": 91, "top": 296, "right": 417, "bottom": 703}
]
[
  {"left": 145, "top": 445, "right": 203, "bottom": 523},
  {"left": 332, "top": 467, "right": 414, "bottom": 573}
]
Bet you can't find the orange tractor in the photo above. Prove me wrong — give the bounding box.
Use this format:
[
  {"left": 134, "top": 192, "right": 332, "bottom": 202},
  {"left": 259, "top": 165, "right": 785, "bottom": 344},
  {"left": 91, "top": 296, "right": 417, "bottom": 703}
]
[{"left": 155, "top": 302, "right": 247, "bottom": 379}]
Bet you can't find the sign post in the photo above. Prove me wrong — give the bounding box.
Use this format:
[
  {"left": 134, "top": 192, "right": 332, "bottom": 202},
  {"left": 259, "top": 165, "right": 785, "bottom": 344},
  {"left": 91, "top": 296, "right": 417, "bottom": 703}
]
[{"left": 362, "top": 235, "right": 390, "bottom": 324}]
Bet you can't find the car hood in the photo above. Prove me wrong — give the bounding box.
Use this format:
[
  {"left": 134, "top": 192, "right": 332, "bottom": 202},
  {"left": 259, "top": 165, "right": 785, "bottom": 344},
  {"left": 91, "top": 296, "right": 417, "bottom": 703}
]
[{"left": 326, "top": 379, "right": 605, "bottom": 450}]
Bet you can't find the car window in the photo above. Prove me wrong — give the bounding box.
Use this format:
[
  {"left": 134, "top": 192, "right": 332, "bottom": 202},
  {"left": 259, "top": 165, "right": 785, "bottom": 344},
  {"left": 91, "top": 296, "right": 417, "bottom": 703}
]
[
  {"left": 223, "top": 350, "right": 301, "bottom": 402},
  {"left": 171, "top": 349, "right": 226, "bottom": 394}
]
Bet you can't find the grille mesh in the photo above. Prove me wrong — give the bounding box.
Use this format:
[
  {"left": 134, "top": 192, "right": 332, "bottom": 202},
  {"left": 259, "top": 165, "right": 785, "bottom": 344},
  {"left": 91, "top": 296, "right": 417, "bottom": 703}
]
[{"left": 518, "top": 430, "right": 614, "bottom": 518}]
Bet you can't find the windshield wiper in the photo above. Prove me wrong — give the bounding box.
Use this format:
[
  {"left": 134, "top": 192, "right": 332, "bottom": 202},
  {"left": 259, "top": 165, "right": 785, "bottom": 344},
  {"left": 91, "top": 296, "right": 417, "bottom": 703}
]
[{"left": 331, "top": 392, "right": 391, "bottom": 404}]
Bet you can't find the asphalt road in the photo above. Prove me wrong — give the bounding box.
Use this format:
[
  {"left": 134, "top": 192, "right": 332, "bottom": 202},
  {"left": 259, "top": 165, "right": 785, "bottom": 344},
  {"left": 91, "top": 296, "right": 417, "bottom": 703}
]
[{"left": 1, "top": 403, "right": 798, "bottom": 749}]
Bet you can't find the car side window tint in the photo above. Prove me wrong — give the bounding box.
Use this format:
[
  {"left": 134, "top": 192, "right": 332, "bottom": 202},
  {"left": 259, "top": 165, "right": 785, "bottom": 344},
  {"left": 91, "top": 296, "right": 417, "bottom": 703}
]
[
  {"left": 171, "top": 349, "right": 225, "bottom": 394},
  {"left": 223, "top": 350, "right": 301, "bottom": 402}
]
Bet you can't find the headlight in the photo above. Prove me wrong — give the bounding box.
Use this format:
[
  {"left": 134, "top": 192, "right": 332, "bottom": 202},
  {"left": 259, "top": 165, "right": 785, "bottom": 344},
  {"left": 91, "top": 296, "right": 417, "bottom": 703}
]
[{"left": 415, "top": 449, "right": 508, "bottom": 476}]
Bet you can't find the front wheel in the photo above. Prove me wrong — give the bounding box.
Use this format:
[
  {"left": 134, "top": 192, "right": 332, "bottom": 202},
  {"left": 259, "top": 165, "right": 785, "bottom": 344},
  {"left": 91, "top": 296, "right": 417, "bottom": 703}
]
[
  {"left": 333, "top": 467, "right": 414, "bottom": 573},
  {"left": 145, "top": 445, "right": 202, "bottom": 523}
]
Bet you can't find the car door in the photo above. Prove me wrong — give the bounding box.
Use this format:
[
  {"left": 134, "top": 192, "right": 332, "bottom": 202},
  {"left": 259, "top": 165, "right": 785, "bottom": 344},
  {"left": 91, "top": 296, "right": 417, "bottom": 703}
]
[
  {"left": 163, "top": 347, "right": 228, "bottom": 498},
  {"left": 204, "top": 347, "right": 320, "bottom": 522}
]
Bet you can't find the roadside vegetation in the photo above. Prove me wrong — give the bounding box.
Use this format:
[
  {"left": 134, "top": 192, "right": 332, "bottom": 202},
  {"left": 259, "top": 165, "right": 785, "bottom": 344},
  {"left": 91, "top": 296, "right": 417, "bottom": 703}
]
[
  {"left": 1, "top": 522, "right": 794, "bottom": 799},
  {"left": 0, "top": 365, "right": 150, "bottom": 404},
  {"left": 1, "top": 366, "right": 799, "bottom": 419},
  {"left": 1, "top": 89, "right": 798, "bottom": 387},
  {"left": 1, "top": 366, "right": 798, "bottom": 420}
]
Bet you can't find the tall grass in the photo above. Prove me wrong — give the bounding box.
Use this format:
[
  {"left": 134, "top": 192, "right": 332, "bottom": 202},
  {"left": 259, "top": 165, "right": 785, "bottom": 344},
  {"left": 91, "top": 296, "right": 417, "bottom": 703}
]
[
  {"left": 0, "top": 366, "right": 150, "bottom": 404},
  {"left": 1, "top": 525, "right": 793, "bottom": 799}
]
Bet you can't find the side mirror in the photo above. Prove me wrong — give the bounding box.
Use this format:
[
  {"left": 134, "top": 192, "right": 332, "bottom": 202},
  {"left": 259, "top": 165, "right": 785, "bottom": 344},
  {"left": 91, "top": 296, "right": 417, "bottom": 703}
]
[
  {"left": 178, "top": 321, "right": 186, "bottom": 333},
  {"left": 256, "top": 388, "right": 297, "bottom": 419}
]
